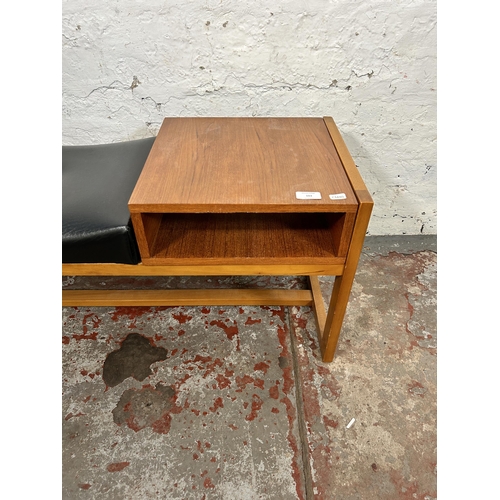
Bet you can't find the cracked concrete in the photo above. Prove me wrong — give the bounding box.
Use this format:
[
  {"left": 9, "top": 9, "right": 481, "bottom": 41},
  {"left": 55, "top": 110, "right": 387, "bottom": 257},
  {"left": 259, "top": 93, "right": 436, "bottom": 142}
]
[{"left": 62, "top": 236, "right": 437, "bottom": 499}]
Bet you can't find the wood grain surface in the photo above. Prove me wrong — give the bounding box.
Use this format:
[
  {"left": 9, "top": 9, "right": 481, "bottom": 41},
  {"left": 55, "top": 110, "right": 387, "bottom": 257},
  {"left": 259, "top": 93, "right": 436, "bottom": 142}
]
[
  {"left": 62, "top": 288, "right": 314, "bottom": 307},
  {"left": 128, "top": 117, "right": 358, "bottom": 213},
  {"left": 62, "top": 263, "right": 345, "bottom": 276}
]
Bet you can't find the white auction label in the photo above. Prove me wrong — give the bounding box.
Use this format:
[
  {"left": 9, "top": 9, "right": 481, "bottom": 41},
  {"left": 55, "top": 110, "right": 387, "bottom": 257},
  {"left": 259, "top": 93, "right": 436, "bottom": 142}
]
[
  {"left": 296, "top": 191, "right": 322, "bottom": 200},
  {"left": 329, "top": 193, "right": 347, "bottom": 200}
]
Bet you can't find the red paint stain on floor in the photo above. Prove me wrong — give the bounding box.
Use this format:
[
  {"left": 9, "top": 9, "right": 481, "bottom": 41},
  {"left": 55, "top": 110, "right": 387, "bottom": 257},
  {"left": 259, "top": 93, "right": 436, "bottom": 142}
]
[
  {"left": 254, "top": 361, "right": 270, "bottom": 374},
  {"left": 73, "top": 313, "right": 101, "bottom": 341},
  {"left": 107, "top": 462, "right": 130, "bottom": 472},
  {"left": 203, "top": 477, "right": 215, "bottom": 489},
  {"left": 270, "top": 306, "right": 286, "bottom": 323},
  {"left": 205, "top": 359, "right": 224, "bottom": 376},
  {"left": 73, "top": 331, "right": 98, "bottom": 341},
  {"left": 110, "top": 307, "right": 152, "bottom": 321},
  {"left": 296, "top": 316, "right": 308, "bottom": 330},
  {"left": 269, "top": 385, "right": 279, "bottom": 399},
  {"left": 215, "top": 374, "right": 232, "bottom": 389},
  {"left": 209, "top": 319, "right": 239, "bottom": 347},
  {"left": 316, "top": 366, "right": 342, "bottom": 399},
  {"left": 404, "top": 293, "right": 415, "bottom": 335},
  {"left": 297, "top": 370, "right": 321, "bottom": 421},
  {"left": 245, "top": 394, "right": 263, "bottom": 421},
  {"left": 253, "top": 378, "right": 265, "bottom": 390},
  {"left": 185, "top": 355, "right": 224, "bottom": 379},
  {"left": 65, "top": 412, "right": 85, "bottom": 421},
  {"left": 295, "top": 313, "right": 319, "bottom": 352},
  {"left": 209, "top": 397, "right": 224, "bottom": 413},
  {"left": 280, "top": 393, "right": 303, "bottom": 496},
  {"left": 173, "top": 311, "right": 193, "bottom": 324},
  {"left": 323, "top": 416, "right": 339, "bottom": 428},
  {"left": 235, "top": 375, "right": 254, "bottom": 392},
  {"left": 389, "top": 469, "right": 434, "bottom": 500},
  {"left": 151, "top": 413, "right": 173, "bottom": 434},
  {"left": 84, "top": 313, "right": 101, "bottom": 329},
  {"left": 309, "top": 442, "right": 333, "bottom": 498},
  {"left": 174, "top": 373, "right": 191, "bottom": 389},
  {"left": 196, "top": 441, "right": 211, "bottom": 453},
  {"left": 245, "top": 317, "right": 262, "bottom": 325},
  {"left": 124, "top": 414, "right": 142, "bottom": 432}
]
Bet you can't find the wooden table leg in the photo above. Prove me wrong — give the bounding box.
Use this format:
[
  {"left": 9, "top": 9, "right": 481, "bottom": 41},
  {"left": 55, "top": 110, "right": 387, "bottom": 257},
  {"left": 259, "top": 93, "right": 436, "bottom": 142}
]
[
  {"left": 318, "top": 197, "right": 373, "bottom": 362},
  {"left": 309, "top": 275, "right": 326, "bottom": 339},
  {"left": 320, "top": 274, "right": 353, "bottom": 362}
]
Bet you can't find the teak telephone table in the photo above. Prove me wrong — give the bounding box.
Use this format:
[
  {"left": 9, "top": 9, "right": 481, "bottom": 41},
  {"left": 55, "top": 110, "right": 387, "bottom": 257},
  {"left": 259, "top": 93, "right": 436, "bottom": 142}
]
[{"left": 62, "top": 117, "right": 373, "bottom": 362}]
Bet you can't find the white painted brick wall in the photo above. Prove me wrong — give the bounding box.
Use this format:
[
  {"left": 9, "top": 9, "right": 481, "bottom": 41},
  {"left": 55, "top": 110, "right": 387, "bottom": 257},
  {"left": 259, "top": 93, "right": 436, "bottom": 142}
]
[{"left": 62, "top": 0, "right": 436, "bottom": 235}]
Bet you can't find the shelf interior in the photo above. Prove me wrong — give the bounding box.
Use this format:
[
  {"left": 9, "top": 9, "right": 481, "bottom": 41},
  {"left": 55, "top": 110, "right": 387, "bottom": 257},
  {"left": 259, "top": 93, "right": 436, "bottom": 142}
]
[{"left": 139, "top": 212, "right": 351, "bottom": 265}]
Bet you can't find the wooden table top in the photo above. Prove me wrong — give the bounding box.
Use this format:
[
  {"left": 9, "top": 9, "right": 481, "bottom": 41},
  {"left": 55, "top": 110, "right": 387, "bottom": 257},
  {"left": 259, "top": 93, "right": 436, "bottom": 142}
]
[{"left": 128, "top": 117, "right": 358, "bottom": 213}]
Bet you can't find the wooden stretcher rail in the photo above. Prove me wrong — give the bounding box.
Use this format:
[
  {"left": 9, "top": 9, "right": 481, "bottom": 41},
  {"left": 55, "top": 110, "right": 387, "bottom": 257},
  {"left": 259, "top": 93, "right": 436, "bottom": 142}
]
[
  {"left": 62, "top": 263, "right": 346, "bottom": 276},
  {"left": 62, "top": 288, "right": 314, "bottom": 307}
]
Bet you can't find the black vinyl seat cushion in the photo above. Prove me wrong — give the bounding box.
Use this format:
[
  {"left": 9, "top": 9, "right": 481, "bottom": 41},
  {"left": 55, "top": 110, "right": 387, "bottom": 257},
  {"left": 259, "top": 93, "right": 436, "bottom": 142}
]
[{"left": 62, "top": 137, "right": 156, "bottom": 264}]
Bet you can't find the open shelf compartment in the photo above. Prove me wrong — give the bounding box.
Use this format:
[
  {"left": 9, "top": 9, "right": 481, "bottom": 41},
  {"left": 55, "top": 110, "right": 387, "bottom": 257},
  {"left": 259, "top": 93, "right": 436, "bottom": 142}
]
[{"left": 132, "top": 212, "right": 356, "bottom": 266}]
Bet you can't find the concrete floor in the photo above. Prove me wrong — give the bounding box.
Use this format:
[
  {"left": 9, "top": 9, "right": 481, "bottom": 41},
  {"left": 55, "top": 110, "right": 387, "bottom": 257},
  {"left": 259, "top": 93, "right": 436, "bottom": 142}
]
[{"left": 62, "top": 236, "right": 437, "bottom": 499}]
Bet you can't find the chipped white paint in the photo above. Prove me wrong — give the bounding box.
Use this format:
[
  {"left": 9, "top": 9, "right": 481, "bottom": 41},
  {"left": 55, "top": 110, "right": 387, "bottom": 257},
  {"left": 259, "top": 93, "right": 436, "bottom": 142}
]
[{"left": 62, "top": 0, "right": 436, "bottom": 235}]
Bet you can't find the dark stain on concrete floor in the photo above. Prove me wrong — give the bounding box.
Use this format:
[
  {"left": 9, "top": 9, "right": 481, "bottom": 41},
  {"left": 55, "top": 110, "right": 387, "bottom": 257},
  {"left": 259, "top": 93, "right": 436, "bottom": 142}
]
[
  {"left": 112, "top": 382, "right": 178, "bottom": 434},
  {"left": 102, "top": 333, "right": 168, "bottom": 387}
]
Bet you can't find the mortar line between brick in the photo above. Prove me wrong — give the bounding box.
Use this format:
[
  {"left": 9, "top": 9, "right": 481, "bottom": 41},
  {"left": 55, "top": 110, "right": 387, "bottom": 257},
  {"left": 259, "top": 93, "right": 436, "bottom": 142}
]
[{"left": 287, "top": 307, "right": 315, "bottom": 500}]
